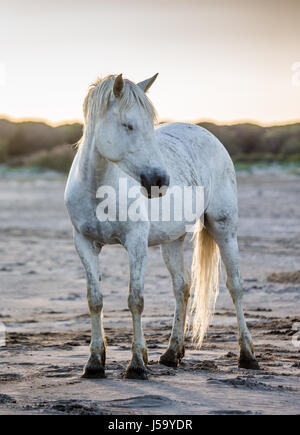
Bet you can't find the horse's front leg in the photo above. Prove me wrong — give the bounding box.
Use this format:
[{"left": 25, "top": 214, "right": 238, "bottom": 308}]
[
  {"left": 124, "top": 233, "right": 148, "bottom": 380},
  {"left": 74, "top": 231, "right": 106, "bottom": 378}
]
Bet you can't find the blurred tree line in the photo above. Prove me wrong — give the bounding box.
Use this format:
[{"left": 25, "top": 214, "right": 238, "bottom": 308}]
[
  {"left": 0, "top": 119, "right": 82, "bottom": 172},
  {"left": 197, "top": 121, "right": 300, "bottom": 163},
  {"left": 0, "top": 118, "right": 300, "bottom": 172}
]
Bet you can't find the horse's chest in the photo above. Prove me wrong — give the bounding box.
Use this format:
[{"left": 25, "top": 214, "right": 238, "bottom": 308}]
[
  {"left": 67, "top": 195, "right": 122, "bottom": 245},
  {"left": 80, "top": 219, "right": 122, "bottom": 245}
]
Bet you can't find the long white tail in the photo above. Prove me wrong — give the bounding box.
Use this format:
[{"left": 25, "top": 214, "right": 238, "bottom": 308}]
[{"left": 190, "top": 220, "right": 220, "bottom": 347}]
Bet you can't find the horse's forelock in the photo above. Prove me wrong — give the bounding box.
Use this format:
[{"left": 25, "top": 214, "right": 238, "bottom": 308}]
[{"left": 83, "top": 75, "right": 157, "bottom": 125}]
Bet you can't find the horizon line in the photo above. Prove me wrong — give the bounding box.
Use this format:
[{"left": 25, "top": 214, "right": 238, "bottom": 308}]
[{"left": 1, "top": 114, "right": 300, "bottom": 129}]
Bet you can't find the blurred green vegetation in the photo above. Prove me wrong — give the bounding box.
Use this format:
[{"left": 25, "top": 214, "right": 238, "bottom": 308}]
[
  {"left": 197, "top": 121, "right": 300, "bottom": 164},
  {"left": 0, "top": 118, "right": 300, "bottom": 173},
  {"left": 0, "top": 118, "right": 82, "bottom": 171}
]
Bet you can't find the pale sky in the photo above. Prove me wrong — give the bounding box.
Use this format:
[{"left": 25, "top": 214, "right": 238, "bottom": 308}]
[{"left": 0, "top": 0, "right": 299, "bottom": 125}]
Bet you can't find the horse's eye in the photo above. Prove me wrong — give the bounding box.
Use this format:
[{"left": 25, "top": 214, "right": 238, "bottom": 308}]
[{"left": 122, "top": 123, "right": 133, "bottom": 131}]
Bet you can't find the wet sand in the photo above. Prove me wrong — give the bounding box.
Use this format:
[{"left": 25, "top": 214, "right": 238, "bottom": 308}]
[{"left": 0, "top": 171, "right": 299, "bottom": 414}]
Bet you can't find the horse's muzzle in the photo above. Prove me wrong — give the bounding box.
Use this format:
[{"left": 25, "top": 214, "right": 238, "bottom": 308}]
[{"left": 140, "top": 168, "right": 170, "bottom": 198}]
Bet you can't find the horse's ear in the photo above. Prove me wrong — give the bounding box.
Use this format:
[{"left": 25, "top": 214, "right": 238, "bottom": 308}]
[
  {"left": 113, "top": 74, "right": 124, "bottom": 98},
  {"left": 137, "top": 73, "right": 158, "bottom": 93}
]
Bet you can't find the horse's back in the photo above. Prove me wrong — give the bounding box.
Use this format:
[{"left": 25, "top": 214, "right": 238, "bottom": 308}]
[
  {"left": 155, "top": 122, "right": 235, "bottom": 190},
  {"left": 156, "top": 122, "right": 231, "bottom": 164}
]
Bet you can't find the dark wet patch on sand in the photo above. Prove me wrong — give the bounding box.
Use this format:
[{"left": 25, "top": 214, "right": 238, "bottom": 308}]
[
  {"left": 207, "top": 375, "right": 295, "bottom": 391},
  {"left": 267, "top": 270, "right": 300, "bottom": 284},
  {"left": 0, "top": 394, "right": 16, "bottom": 404}
]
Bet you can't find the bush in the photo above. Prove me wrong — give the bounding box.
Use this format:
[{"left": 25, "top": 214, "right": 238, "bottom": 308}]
[
  {"left": 0, "top": 139, "right": 9, "bottom": 163},
  {"left": 18, "top": 144, "right": 77, "bottom": 173},
  {"left": 0, "top": 118, "right": 82, "bottom": 160}
]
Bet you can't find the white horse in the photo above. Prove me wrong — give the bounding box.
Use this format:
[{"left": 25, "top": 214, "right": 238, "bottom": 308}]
[{"left": 64, "top": 73, "right": 259, "bottom": 379}]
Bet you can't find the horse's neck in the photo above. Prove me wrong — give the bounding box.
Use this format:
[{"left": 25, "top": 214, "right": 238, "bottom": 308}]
[{"left": 77, "top": 138, "right": 110, "bottom": 190}]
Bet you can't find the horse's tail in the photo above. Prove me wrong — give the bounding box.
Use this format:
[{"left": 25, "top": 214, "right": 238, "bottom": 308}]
[{"left": 189, "top": 220, "right": 220, "bottom": 347}]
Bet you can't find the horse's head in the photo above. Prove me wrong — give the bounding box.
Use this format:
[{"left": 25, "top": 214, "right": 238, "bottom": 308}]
[{"left": 84, "top": 74, "right": 169, "bottom": 198}]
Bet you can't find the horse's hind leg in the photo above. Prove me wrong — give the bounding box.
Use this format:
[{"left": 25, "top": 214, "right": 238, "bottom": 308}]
[
  {"left": 205, "top": 206, "right": 259, "bottom": 370},
  {"left": 74, "top": 231, "right": 106, "bottom": 378},
  {"left": 159, "top": 236, "right": 190, "bottom": 367},
  {"left": 124, "top": 232, "right": 148, "bottom": 380}
]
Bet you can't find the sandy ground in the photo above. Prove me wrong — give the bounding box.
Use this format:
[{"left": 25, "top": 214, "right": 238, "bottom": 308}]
[{"left": 0, "top": 170, "right": 299, "bottom": 415}]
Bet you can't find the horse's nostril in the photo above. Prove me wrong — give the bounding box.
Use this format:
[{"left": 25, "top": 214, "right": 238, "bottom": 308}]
[
  {"left": 160, "top": 174, "right": 170, "bottom": 188},
  {"left": 140, "top": 169, "right": 170, "bottom": 198},
  {"left": 140, "top": 174, "right": 146, "bottom": 186}
]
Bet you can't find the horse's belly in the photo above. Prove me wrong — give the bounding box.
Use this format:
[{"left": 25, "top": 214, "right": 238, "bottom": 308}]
[{"left": 148, "top": 220, "right": 189, "bottom": 246}]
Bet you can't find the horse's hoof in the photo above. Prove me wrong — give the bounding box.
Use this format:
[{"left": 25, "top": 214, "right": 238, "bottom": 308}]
[
  {"left": 238, "top": 358, "right": 260, "bottom": 370},
  {"left": 125, "top": 366, "right": 148, "bottom": 380},
  {"left": 159, "top": 354, "right": 179, "bottom": 368},
  {"left": 159, "top": 348, "right": 183, "bottom": 368},
  {"left": 82, "top": 366, "right": 106, "bottom": 379}
]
